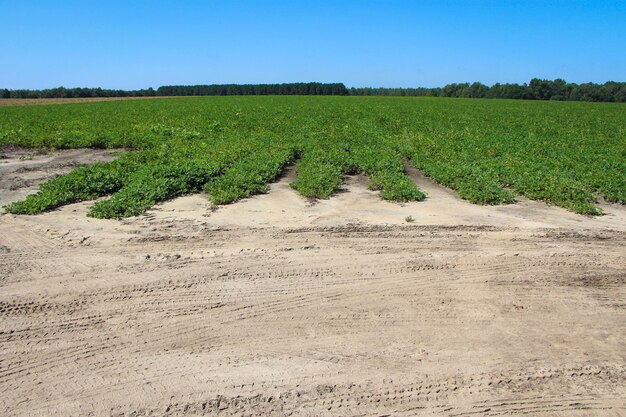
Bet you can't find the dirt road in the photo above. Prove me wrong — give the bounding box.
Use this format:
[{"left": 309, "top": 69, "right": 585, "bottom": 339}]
[{"left": 1, "top": 150, "right": 625, "bottom": 416}]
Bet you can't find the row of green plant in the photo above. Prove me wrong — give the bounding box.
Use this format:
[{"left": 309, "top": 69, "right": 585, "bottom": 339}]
[
  {"left": 205, "top": 141, "right": 298, "bottom": 205},
  {"left": 1, "top": 96, "right": 624, "bottom": 217}
]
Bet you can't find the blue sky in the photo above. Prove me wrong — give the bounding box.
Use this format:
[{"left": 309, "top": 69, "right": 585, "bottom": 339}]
[{"left": 1, "top": 0, "right": 625, "bottom": 89}]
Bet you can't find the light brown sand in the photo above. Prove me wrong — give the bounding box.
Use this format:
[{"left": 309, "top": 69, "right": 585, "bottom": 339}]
[
  {"left": 0, "top": 97, "right": 172, "bottom": 107},
  {"left": 1, "top": 150, "right": 625, "bottom": 416}
]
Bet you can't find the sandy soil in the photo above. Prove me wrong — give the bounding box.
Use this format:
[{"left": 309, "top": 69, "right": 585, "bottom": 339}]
[
  {"left": 0, "top": 148, "right": 121, "bottom": 206},
  {"left": 0, "top": 97, "right": 174, "bottom": 107},
  {"left": 1, "top": 150, "right": 625, "bottom": 416}
]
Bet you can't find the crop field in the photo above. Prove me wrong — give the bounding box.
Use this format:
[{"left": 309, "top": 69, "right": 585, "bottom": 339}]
[
  {"left": 1, "top": 96, "right": 624, "bottom": 217},
  {"left": 2, "top": 96, "right": 626, "bottom": 416}
]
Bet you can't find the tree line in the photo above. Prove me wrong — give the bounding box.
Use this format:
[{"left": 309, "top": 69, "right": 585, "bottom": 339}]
[
  {"left": 349, "top": 79, "right": 626, "bottom": 102},
  {"left": 1, "top": 87, "right": 158, "bottom": 99},
  {"left": 0, "top": 83, "right": 348, "bottom": 99},
  {"left": 2, "top": 79, "right": 625, "bottom": 102},
  {"left": 156, "top": 83, "right": 348, "bottom": 96}
]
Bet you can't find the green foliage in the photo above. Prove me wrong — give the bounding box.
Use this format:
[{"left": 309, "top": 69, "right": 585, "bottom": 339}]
[
  {"left": 290, "top": 145, "right": 352, "bottom": 199},
  {"left": 411, "top": 161, "right": 515, "bottom": 205},
  {"left": 509, "top": 172, "right": 601, "bottom": 215},
  {"left": 351, "top": 144, "right": 425, "bottom": 202},
  {"left": 2, "top": 83, "right": 348, "bottom": 99},
  {"left": 5, "top": 153, "right": 148, "bottom": 214},
  {"left": 205, "top": 143, "right": 297, "bottom": 205},
  {"left": 4, "top": 78, "right": 624, "bottom": 102},
  {"left": 1, "top": 96, "right": 624, "bottom": 218},
  {"left": 88, "top": 160, "right": 221, "bottom": 218}
]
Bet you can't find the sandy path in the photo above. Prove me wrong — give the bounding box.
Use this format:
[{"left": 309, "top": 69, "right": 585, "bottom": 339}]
[{"left": 0, "top": 150, "right": 625, "bottom": 416}]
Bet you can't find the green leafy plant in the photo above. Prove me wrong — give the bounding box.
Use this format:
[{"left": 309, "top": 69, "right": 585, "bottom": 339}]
[{"left": 1, "top": 96, "right": 623, "bottom": 217}]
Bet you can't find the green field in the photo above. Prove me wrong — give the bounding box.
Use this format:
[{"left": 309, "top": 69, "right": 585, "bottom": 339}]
[{"left": 1, "top": 97, "right": 624, "bottom": 218}]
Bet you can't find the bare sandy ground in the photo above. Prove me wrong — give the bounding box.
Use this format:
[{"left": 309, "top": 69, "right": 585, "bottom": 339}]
[
  {"left": 0, "top": 97, "right": 173, "bottom": 107},
  {"left": 0, "top": 150, "right": 625, "bottom": 416}
]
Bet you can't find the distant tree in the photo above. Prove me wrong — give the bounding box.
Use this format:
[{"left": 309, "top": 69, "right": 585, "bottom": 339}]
[
  {"left": 605, "top": 81, "right": 626, "bottom": 102},
  {"left": 569, "top": 83, "right": 613, "bottom": 102},
  {"left": 552, "top": 78, "right": 568, "bottom": 99},
  {"left": 442, "top": 83, "right": 470, "bottom": 98},
  {"left": 3, "top": 80, "right": 624, "bottom": 101},
  {"left": 529, "top": 78, "right": 553, "bottom": 100},
  {"left": 467, "top": 82, "right": 489, "bottom": 98}
]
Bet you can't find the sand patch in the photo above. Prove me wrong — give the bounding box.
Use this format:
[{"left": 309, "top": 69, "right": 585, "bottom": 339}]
[{"left": 0, "top": 152, "right": 625, "bottom": 416}]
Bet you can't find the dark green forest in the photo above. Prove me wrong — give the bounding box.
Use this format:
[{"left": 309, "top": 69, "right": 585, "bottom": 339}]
[{"left": 2, "top": 79, "right": 625, "bottom": 102}]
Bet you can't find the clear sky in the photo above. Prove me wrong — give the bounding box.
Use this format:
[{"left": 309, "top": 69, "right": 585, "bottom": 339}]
[{"left": 1, "top": 0, "right": 625, "bottom": 89}]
